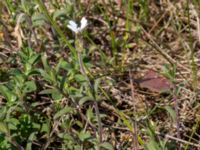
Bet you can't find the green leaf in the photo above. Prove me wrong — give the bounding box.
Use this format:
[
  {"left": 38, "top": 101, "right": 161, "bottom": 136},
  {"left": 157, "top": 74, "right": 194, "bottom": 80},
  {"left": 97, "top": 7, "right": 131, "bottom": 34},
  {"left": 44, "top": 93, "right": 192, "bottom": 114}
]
[
  {"left": 55, "top": 58, "right": 63, "bottom": 73},
  {"left": 74, "top": 120, "right": 83, "bottom": 128},
  {"left": 7, "top": 118, "right": 20, "bottom": 130},
  {"left": 0, "top": 122, "right": 8, "bottom": 134},
  {"left": 33, "top": 122, "right": 41, "bottom": 130},
  {"left": 9, "top": 68, "right": 22, "bottom": 77},
  {"left": 60, "top": 60, "right": 72, "bottom": 71},
  {"left": 86, "top": 107, "right": 95, "bottom": 123},
  {"left": 32, "top": 13, "right": 47, "bottom": 27},
  {"left": 0, "top": 85, "right": 16, "bottom": 102},
  {"left": 41, "top": 53, "right": 50, "bottom": 71},
  {"left": 79, "top": 96, "right": 93, "bottom": 106},
  {"left": 165, "top": 106, "right": 176, "bottom": 122},
  {"left": 23, "top": 81, "right": 37, "bottom": 93},
  {"left": 60, "top": 74, "right": 67, "bottom": 91},
  {"left": 100, "top": 142, "right": 114, "bottom": 150},
  {"left": 116, "top": 110, "right": 133, "bottom": 132},
  {"left": 39, "top": 69, "right": 52, "bottom": 83},
  {"left": 78, "top": 131, "right": 91, "bottom": 142},
  {"left": 39, "top": 89, "right": 56, "bottom": 95},
  {"left": 54, "top": 107, "right": 73, "bottom": 120},
  {"left": 94, "top": 78, "right": 101, "bottom": 93},
  {"left": 28, "top": 54, "right": 41, "bottom": 65},
  {"left": 52, "top": 90, "right": 63, "bottom": 100},
  {"left": 26, "top": 132, "right": 36, "bottom": 150},
  {"left": 58, "top": 133, "right": 73, "bottom": 141},
  {"left": 74, "top": 74, "right": 86, "bottom": 82},
  {"left": 41, "top": 121, "right": 50, "bottom": 134},
  {"left": 24, "top": 63, "right": 32, "bottom": 75},
  {"left": 53, "top": 9, "right": 68, "bottom": 20},
  {"left": 144, "top": 140, "right": 161, "bottom": 150},
  {"left": 39, "top": 88, "right": 63, "bottom": 100},
  {"left": 0, "top": 107, "right": 7, "bottom": 120},
  {"left": 27, "top": 69, "right": 40, "bottom": 76}
]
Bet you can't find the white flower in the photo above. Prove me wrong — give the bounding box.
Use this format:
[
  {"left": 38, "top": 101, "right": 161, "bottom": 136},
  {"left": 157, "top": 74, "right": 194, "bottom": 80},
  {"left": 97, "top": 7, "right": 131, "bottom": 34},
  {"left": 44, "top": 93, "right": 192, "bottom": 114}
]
[{"left": 67, "top": 17, "right": 88, "bottom": 34}]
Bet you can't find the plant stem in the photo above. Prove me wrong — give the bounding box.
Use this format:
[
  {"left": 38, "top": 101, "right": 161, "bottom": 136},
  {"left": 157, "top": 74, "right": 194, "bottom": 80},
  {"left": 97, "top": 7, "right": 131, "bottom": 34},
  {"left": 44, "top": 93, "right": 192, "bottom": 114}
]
[
  {"left": 129, "top": 70, "right": 139, "bottom": 150},
  {"left": 173, "top": 95, "right": 180, "bottom": 140},
  {"left": 76, "top": 36, "right": 103, "bottom": 149}
]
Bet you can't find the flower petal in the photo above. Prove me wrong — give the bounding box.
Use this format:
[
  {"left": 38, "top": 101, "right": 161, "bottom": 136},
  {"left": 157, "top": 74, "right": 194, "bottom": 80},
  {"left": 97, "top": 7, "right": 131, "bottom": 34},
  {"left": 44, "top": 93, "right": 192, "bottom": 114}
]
[
  {"left": 67, "top": 20, "right": 78, "bottom": 33},
  {"left": 68, "top": 20, "right": 78, "bottom": 29},
  {"left": 80, "top": 17, "right": 88, "bottom": 30},
  {"left": 67, "top": 25, "right": 78, "bottom": 33}
]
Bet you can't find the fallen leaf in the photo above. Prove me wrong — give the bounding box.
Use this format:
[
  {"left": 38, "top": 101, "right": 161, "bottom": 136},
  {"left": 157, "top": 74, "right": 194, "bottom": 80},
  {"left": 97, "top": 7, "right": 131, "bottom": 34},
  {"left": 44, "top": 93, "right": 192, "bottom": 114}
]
[{"left": 139, "top": 69, "right": 174, "bottom": 93}]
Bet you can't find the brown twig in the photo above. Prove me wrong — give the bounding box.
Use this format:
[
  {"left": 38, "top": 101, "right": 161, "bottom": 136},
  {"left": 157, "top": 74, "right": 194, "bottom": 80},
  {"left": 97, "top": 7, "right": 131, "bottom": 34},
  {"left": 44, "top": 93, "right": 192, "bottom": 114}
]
[
  {"left": 173, "top": 95, "right": 181, "bottom": 140},
  {"left": 129, "top": 70, "right": 139, "bottom": 150},
  {"left": 156, "top": 131, "right": 200, "bottom": 149}
]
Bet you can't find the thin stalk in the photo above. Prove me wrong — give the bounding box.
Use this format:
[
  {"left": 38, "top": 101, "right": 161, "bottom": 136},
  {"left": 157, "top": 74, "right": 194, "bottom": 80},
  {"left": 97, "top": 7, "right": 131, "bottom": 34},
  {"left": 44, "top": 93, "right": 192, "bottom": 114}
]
[
  {"left": 173, "top": 95, "right": 180, "bottom": 140},
  {"left": 76, "top": 35, "right": 103, "bottom": 149},
  {"left": 129, "top": 70, "right": 139, "bottom": 150}
]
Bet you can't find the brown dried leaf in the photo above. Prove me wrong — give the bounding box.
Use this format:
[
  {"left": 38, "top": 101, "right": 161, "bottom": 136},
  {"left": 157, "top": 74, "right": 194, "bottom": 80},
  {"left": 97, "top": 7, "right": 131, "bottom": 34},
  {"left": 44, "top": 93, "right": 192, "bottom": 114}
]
[{"left": 139, "top": 69, "right": 173, "bottom": 93}]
